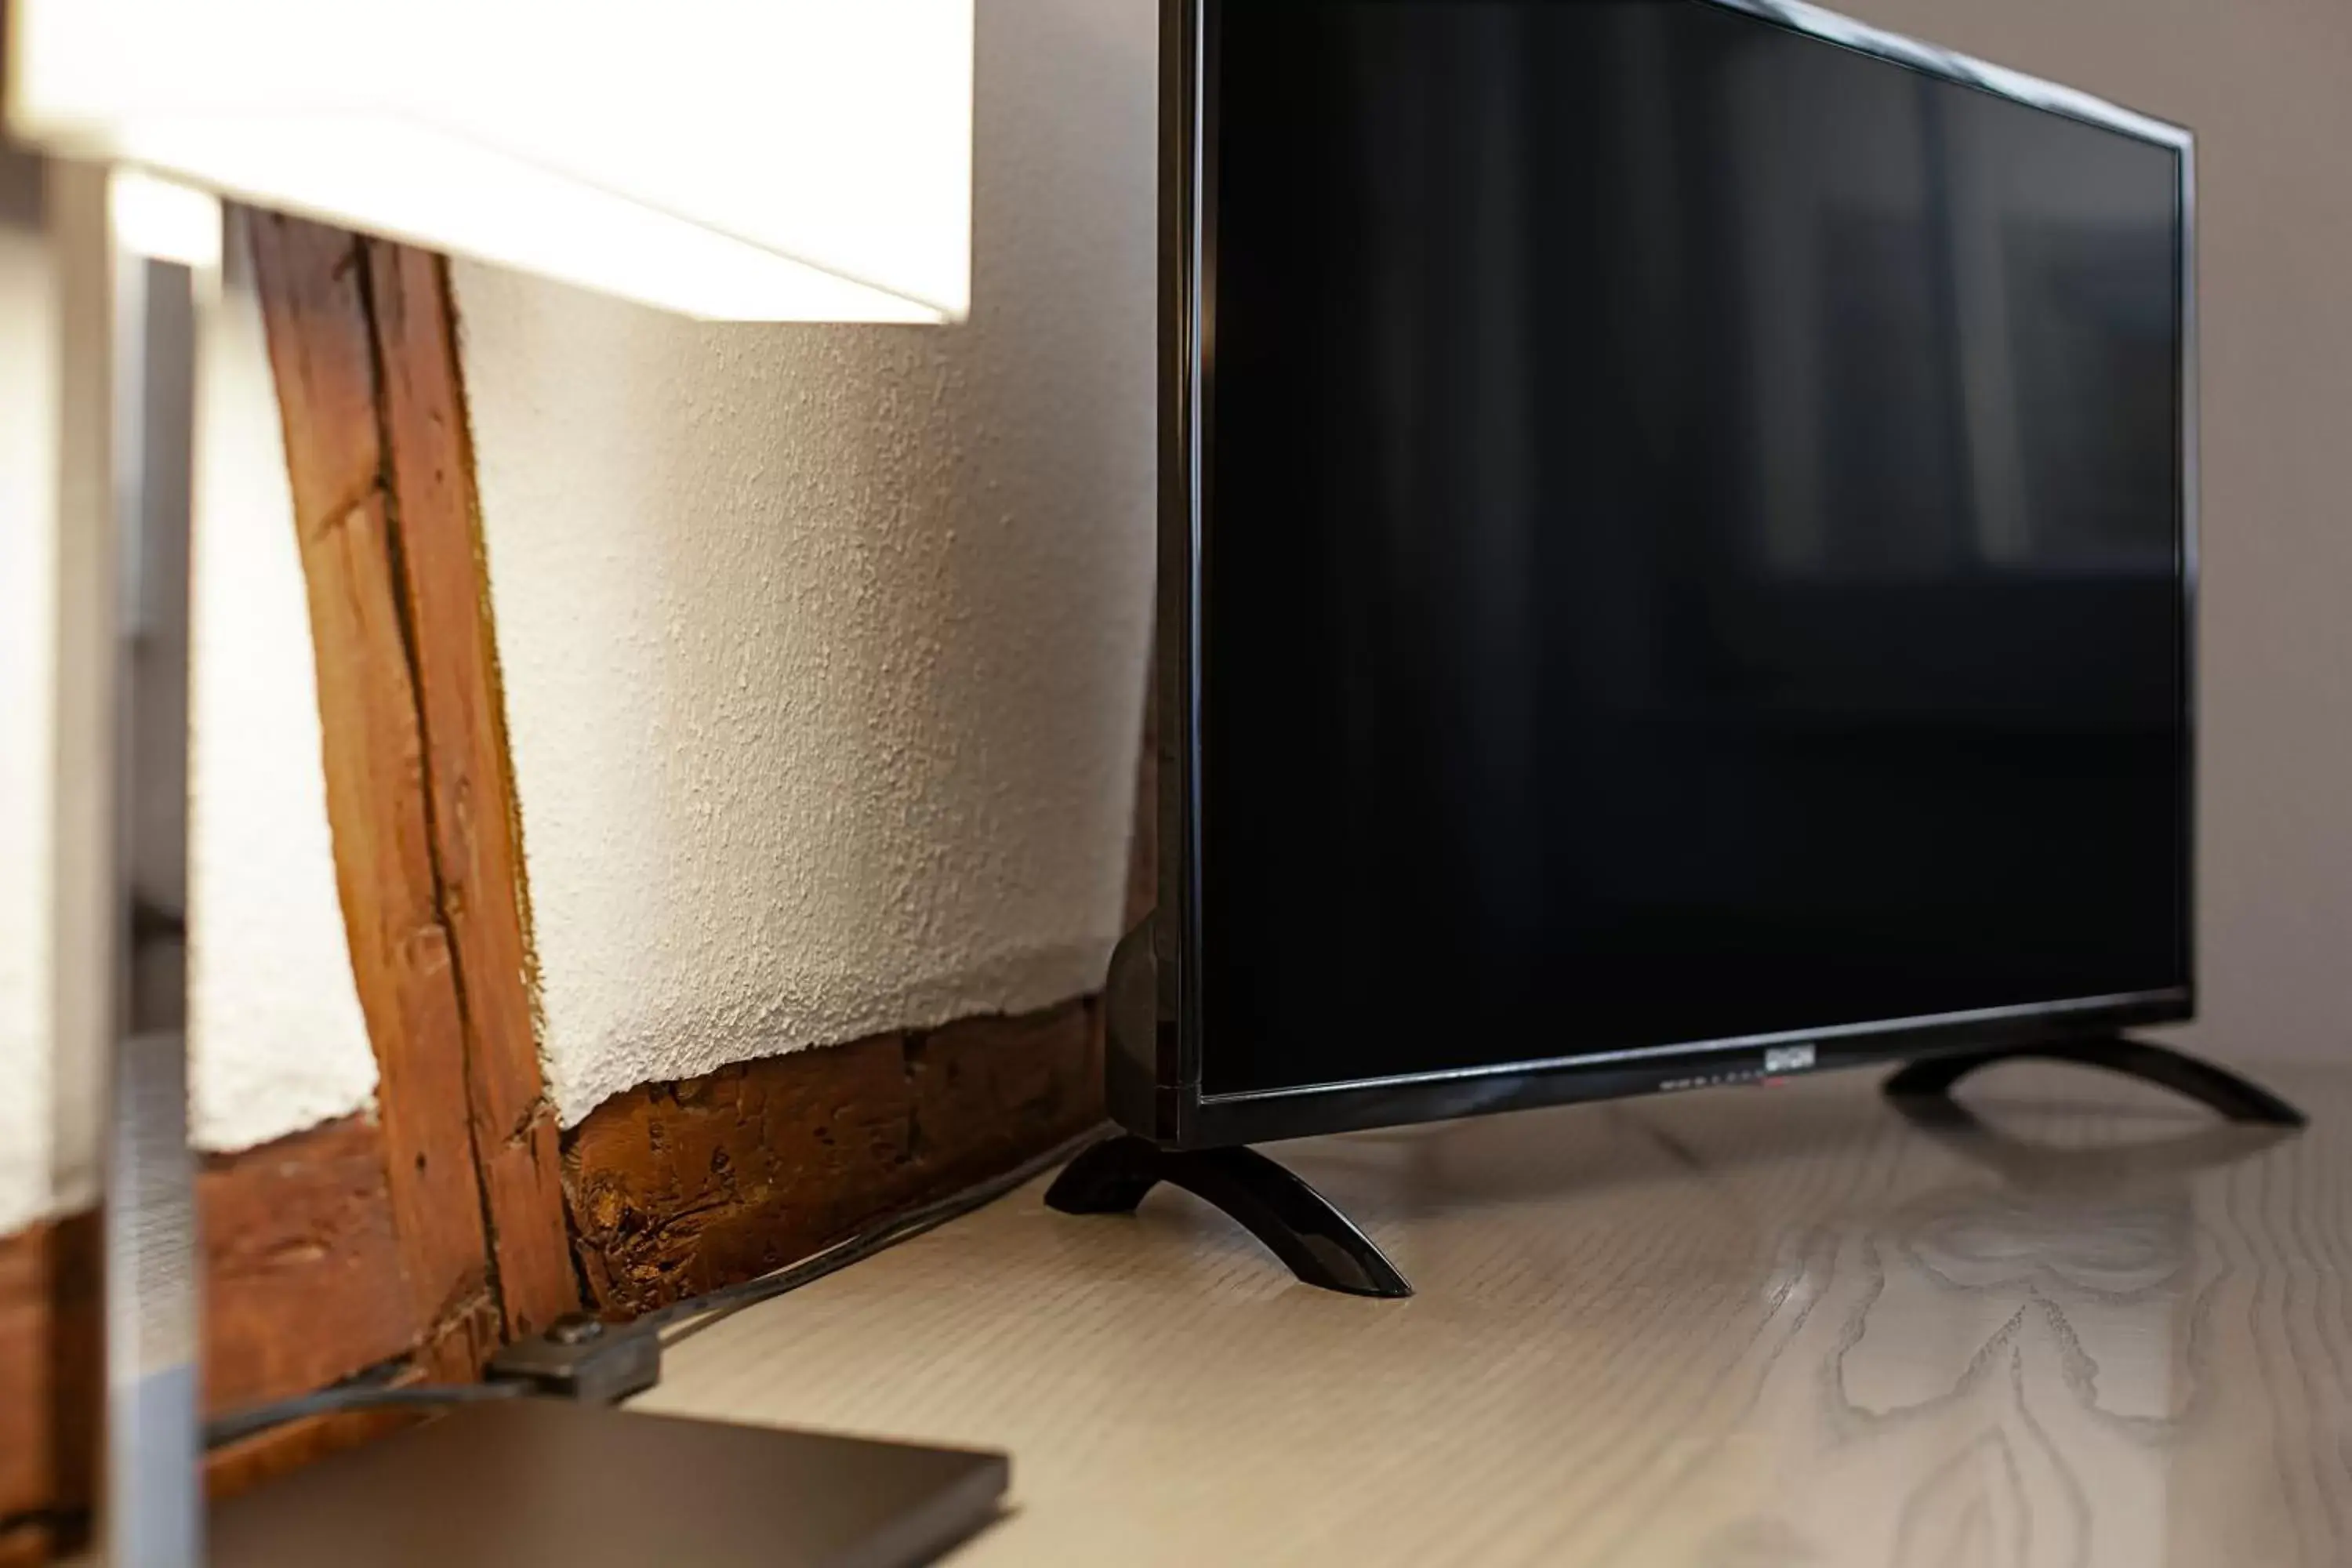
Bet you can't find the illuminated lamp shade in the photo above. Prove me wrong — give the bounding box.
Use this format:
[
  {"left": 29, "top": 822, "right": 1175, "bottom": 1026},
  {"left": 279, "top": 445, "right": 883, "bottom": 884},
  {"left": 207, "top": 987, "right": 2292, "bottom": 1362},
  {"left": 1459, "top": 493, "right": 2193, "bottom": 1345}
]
[{"left": 5, "top": 0, "right": 973, "bottom": 322}]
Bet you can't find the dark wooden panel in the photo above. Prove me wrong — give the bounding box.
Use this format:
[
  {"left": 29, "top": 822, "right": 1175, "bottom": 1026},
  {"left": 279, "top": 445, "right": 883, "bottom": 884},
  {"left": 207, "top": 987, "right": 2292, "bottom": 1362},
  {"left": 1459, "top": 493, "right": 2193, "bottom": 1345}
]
[{"left": 564, "top": 999, "right": 1104, "bottom": 1316}]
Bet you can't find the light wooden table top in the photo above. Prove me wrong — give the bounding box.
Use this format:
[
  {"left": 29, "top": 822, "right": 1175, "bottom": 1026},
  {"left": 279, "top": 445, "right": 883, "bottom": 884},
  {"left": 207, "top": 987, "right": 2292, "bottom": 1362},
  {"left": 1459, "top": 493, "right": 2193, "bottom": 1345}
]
[{"left": 636, "top": 1061, "right": 2351, "bottom": 1566}]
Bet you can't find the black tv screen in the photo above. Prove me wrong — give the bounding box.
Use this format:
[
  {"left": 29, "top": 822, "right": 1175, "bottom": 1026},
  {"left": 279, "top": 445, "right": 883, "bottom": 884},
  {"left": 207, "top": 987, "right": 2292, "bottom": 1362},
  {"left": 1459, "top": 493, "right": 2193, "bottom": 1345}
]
[{"left": 1130, "top": 0, "right": 2194, "bottom": 1142}]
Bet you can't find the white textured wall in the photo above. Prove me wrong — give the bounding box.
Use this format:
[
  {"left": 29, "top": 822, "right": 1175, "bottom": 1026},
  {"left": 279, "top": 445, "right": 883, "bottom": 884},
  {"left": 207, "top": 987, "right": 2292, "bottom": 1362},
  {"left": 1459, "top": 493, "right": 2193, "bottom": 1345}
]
[
  {"left": 185, "top": 231, "right": 379, "bottom": 1152},
  {"left": 0, "top": 180, "right": 60, "bottom": 1235},
  {"left": 457, "top": 0, "right": 1157, "bottom": 1124},
  {"left": 0, "top": 186, "right": 378, "bottom": 1234}
]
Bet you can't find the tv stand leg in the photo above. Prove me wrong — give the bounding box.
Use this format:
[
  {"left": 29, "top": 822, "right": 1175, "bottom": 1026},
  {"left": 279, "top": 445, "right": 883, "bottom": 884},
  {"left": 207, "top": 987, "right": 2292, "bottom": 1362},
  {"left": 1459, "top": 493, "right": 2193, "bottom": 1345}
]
[
  {"left": 1883, "top": 1035, "right": 2305, "bottom": 1127},
  {"left": 1045, "top": 1135, "right": 1413, "bottom": 1298}
]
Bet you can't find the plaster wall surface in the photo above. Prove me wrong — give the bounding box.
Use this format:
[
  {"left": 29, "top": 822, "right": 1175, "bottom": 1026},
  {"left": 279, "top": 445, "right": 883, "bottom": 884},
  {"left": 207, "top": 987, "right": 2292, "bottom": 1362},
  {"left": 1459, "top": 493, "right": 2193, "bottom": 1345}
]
[
  {"left": 185, "top": 232, "right": 379, "bottom": 1152},
  {"left": 457, "top": 0, "right": 1159, "bottom": 1123},
  {"left": 0, "top": 165, "right": 59, "bottom": 1234}
]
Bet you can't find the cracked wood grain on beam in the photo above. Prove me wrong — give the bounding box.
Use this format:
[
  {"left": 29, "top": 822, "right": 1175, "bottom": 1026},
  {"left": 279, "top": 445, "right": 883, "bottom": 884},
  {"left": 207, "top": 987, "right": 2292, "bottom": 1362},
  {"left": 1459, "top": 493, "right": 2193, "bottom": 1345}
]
[
  {"left": 564, "top": 998, "right": 1104, "bottom": 1316},
  {"left": 249, "top": 211, "right": 574, "bottom": 1382},
  {"left": 363, "top": 242, "right": 575, "bottom": 1340}
]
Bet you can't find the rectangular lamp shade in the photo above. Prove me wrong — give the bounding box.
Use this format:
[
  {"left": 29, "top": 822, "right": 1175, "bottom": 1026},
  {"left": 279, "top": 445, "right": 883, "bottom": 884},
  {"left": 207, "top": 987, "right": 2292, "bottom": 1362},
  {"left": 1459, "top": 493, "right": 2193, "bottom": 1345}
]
[{"left": 6, "top": 0, "right": 972, "bottom": 322}]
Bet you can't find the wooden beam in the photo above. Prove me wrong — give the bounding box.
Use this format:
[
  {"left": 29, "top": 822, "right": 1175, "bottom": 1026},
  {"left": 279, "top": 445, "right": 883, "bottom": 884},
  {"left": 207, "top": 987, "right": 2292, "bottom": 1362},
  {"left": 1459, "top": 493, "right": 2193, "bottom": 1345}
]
[
  {"left": 0, "top": 1114, "right": 413, "bottom": 1552},
  {"left": 201, "top": 1388, "right": 428, "bottom": 1503},
  {"left": 362, "top": 242, "right": 575, "bottom": 1341},
  {"left": 0, "top": 1218, "right": 72, "bottom": 1523},
  {"left": 0, "top": 1521, "right": 57, "bottom": 1568},
  {"left": 564, "top": 999, "right": 1104, "bottom": 1316},
  {"left": 248, "top": 211, "right": 573, "bottom": 1373},
  {"left": 247, "top": 212, "right": 492, "bottom": 1380},
  {"left": 0, "top": 1213, "right": 93, "bottom": 1559},
  {"left": 198, "top": 1117, "right": 415, "bottom": 1415}
]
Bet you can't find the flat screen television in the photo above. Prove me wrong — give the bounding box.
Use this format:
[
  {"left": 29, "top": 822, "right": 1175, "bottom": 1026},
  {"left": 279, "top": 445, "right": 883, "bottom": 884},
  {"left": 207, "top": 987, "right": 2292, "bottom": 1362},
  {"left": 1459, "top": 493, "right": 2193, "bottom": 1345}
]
[{"left": 1101, "top": 0, "right": 2216, "bottom": 1163}]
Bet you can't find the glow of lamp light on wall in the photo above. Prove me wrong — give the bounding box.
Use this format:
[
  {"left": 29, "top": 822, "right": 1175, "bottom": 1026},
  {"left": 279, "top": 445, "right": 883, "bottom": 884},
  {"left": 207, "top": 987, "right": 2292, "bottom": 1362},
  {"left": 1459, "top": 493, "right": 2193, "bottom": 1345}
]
[{"left": 5, "top": 0, "right": 973, "bottom": 323}]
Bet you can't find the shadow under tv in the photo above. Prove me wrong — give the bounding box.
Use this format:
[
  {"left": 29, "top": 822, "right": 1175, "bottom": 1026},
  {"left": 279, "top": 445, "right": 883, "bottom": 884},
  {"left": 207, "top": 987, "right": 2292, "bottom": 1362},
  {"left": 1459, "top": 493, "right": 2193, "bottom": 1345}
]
[{"left": 1047, "top": 0, "right": 2311, "bottom": 1298}]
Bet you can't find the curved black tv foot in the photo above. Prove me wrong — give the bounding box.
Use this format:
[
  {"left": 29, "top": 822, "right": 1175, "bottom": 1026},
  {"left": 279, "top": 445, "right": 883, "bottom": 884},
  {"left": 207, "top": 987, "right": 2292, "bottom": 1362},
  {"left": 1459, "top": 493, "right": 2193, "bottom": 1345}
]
[
  {"left": 1884, "top": 1036, "right": 2305, "bottom": 1128},
  {"left": 1045, "top": 1134, "right": 1413, "bottom": 1298}
]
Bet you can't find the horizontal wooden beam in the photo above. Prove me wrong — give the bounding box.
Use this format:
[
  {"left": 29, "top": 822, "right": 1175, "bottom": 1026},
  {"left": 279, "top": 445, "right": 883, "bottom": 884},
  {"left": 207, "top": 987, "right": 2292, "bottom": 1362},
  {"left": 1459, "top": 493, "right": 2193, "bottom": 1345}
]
[
  {"left": 199, "top": 1116, "right": 415, "bottom": 1414},
  {"left": 564, "top": 999, "right": 1104, "bottom": 1316},
  {"left": 201, "top": 1386, "right": 428, "bottom": 1503},
  {"left": 0, "top": 1217, "right": 78, "bottom": 1523},
  {"left": 0, "top": 1112, "right": 416, "bottom": 1552}
]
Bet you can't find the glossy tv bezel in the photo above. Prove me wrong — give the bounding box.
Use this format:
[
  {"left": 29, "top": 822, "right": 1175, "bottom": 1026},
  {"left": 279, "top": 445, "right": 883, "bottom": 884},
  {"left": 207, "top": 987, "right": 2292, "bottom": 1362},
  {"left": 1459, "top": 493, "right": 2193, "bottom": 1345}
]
[{"left": 1121, "top": 0, "right": 2198, "bottom": 1150}]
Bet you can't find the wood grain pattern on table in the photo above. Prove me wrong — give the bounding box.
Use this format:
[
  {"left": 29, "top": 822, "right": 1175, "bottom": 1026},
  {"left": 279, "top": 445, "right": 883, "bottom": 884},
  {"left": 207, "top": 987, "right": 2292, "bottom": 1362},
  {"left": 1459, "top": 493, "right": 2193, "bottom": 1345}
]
[{"left": 637, "top": 1062, "right": 2351, "bottom": 1567}]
